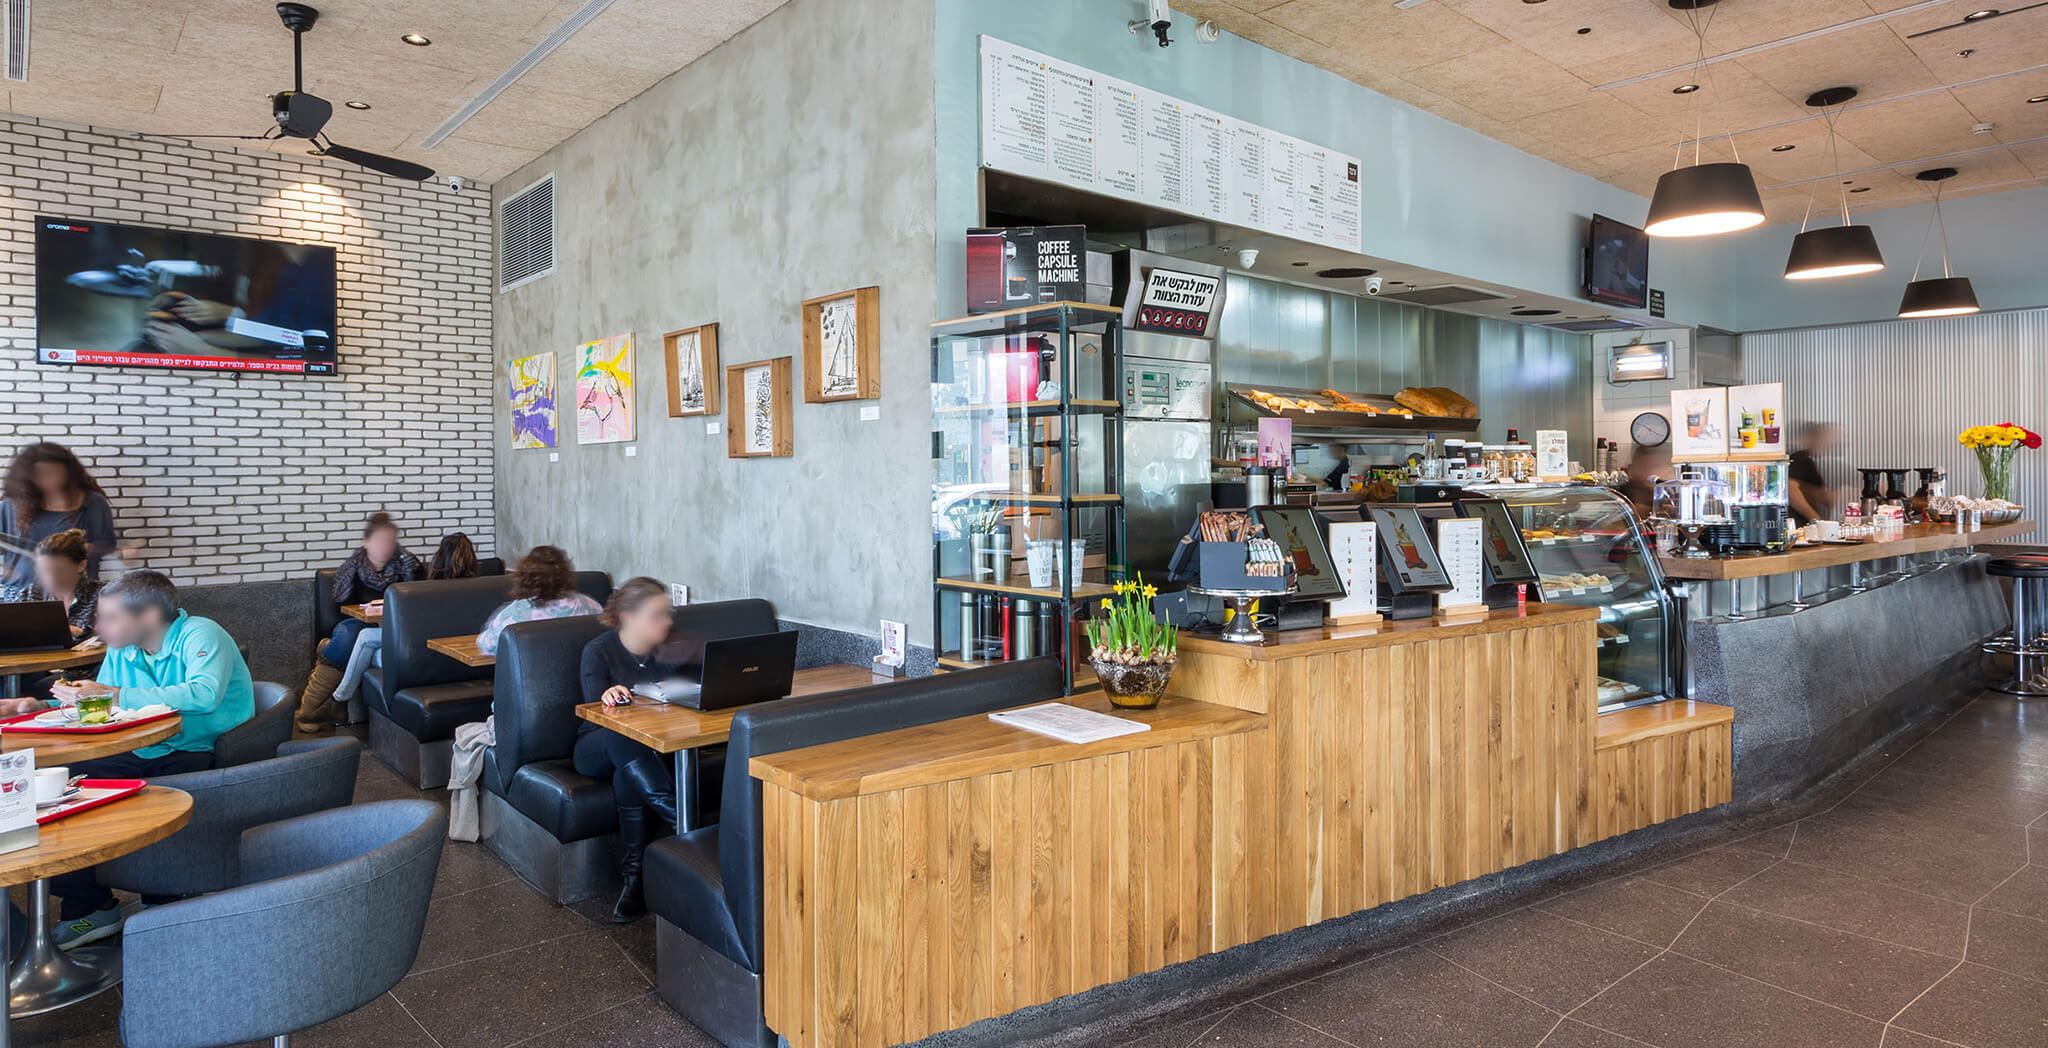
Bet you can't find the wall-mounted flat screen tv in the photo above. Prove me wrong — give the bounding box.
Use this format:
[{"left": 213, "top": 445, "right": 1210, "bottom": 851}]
[
  {"left": 1583, "top": 214, "right": 1649, "bottom": 310},
  {"left": 35, "top": 216, "right": 338, "bottom": 375}
]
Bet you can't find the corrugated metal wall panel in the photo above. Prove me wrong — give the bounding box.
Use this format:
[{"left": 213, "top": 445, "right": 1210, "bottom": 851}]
[{"left": 1742, "top": 307, "right": 2048, "bottom": 511}]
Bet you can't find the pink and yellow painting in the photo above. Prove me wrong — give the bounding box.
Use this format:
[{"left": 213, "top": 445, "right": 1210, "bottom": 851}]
[{"left": 575, "top": 333, "right": 636, "bottom": 444}]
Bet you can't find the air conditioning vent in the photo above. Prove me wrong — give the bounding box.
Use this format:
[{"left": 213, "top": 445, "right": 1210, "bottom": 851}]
[
  {"left": 4, "top": 0, "right": 30, "bottom": 82},
  {"left": 1379, "top": 284, "right": 1513, "bottom": 307},
  {"left": 498, "top": 174, "right": 555, "bottom": 292},
  {"left": 1542, "top": 316, "right": 1648, "bottom": 333}
]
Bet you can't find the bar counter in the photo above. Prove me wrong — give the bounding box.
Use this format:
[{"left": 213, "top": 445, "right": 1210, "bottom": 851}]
[
  {"left": 1657, "top": 519, "right": 2035, "bottom": 580},
  {"left": 749, "top": 603, "right": 1733, "bottom": 1048}
]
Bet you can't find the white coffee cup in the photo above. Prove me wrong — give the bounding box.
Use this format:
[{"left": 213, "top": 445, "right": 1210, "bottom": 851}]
[
  {"left": 34, "top": 766, "right": 70, "bottom": 804},
  {"left": 1816, "top": 520, "right": 1842, "bottom": 541}
]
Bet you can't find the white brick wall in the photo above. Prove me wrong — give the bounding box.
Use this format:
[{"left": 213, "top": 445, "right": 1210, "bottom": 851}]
[{"left": 0, "top": 116, "right": 496, "bottom": 584}]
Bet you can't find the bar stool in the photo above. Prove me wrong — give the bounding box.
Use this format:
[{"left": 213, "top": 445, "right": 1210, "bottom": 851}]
[{"left": 1985, "top": 555, "right": 2048, "bottom": 697}]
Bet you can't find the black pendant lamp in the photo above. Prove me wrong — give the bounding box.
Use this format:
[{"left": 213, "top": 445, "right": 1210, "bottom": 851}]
[
  {"left": 1897, "top": 168, "right": 1980, "bottom": 318},
  {"left": 1645, "top": 0, "right": 1766, "bottom": 238},
  {"left": 1784, "top": 87, "right": 1886, "bottom": 280}
]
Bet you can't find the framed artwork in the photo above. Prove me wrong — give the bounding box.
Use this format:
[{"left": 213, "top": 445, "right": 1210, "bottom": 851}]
[
  {"left": 801, "top": 286, "right": 880, "bottom": 402},
  {"left": 507, "top": 351, "right": 557, "bottom": 449},
  {"left": 575, "top": 333, "right": 636, "bottom": 444},
  {"left": 663, "top": 323, "right": 720, "bottom": 417},
  {"left": 726, "top": 357, "right": 793, "bottom": 458}
]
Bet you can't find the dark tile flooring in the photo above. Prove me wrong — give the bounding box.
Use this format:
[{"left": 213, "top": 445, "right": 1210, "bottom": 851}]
[{"left": 18, "top": 690, "right": 2048, "bottom": 1048}]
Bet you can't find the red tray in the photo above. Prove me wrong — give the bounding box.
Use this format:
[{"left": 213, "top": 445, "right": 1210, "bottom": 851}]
[
  {"left": 35, "top": 778, "right": 146, "bottom": 825},
  {"left": 0, "top": 708, "right": 179, "bottom": 735}
]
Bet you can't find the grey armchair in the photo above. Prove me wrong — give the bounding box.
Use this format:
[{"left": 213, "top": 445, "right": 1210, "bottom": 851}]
[
  {"left": 119, "top": 800, "right": 446, "bottom": 1048},
  {"left": 213, "top": 681, "right": 296, "bottom": 768},
  {"left": 97, "top": 737, "right": 361, "bottom": 898}
]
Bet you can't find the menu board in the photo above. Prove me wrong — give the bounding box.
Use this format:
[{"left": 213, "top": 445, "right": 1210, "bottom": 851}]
[
  {"left": 1324, "top": 520, "right": 1381, "bottom": 624},
  {"left": 1433, "top": 518, "right": 1487, "bottom": 614},
  {"left": 980, "top": 36, "right": 1364, "bottom": 254}
]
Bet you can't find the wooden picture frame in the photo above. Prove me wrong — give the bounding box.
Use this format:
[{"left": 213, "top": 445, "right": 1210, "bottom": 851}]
[
  {"left": 726, "top": 356, "right": 793, "bottom": 458},
  {"left": 801, "top": 286, "right": 880, "bottom": 402},
  {"left": 663, "top": 323, "right": 720, "bottom": 417}
]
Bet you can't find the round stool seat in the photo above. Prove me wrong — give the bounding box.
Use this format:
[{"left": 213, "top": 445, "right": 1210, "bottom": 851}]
[{"left": 1986, "top": 556, "right": 2048, "bottom": 579}]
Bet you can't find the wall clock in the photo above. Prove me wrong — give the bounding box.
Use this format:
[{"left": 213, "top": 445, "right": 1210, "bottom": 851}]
[{"left": 1630, "top": 411, "right": 1671, "bottom": 448}]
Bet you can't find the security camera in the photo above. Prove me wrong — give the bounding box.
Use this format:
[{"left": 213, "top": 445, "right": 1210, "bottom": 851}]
[
  {"left": 1364, "top": 276, "right": 1385, "bottom": 296},
  {"left": 1236, "top": 247, "right": 1260, "bottom": 269},
  {"left": 446, "top": 176, "right": 467, "bottom": 192},
  {"left": 1130, "top": 0, "right": 1172, "bottom": 46}
]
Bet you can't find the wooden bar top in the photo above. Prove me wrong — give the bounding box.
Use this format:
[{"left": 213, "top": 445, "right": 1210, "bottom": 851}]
[
  {"left": 1175, "top": 602, "right": 1598, "bottom": 660},
  {"left": 575, "top": 664, "right": 901, "bottom": 754},
  {"left": 1595, "top": 699, "right": 1734, "bottom": 751},
  {"left": 1657, "top": 519, "right": 2034, "bottom": 580},
  {"left": 750, "top": 694, "right": 1265, "bottom": 801}
]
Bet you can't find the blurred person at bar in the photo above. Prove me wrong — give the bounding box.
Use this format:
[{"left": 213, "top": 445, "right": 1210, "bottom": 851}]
[
  {"left": 0, "top": 442, "right": 118, "bottom": 600},
  {"left": 1617, "top": 445, "right": 1671, "bottom": 522},
  {"left": 296, "top": 511, "right": 422, "bottom": 735},
  {"left": 1788, "top": 422, "right": 1844, "bottom": 526}
]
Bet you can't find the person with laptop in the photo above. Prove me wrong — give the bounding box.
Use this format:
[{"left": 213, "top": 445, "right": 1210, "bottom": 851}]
[
  {"left": 576, "top": 577, "right": 688, "bottom": 924},
  {"left": 0, "top": 442, "right": 119, "bottom": 602},
  {"left": 43, "top": 570, "right": 255, "bottom": 947},
  {"left": 18, "top": 529, "right": 101, "bottom": 638}
]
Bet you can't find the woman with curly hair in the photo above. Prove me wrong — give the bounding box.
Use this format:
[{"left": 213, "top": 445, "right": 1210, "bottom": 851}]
[
  {"left": 476, "top": 545, "right": 601, "bottom": 655},
  {"left": 1, "top": 442, "right": 117, "bottom": 601}
]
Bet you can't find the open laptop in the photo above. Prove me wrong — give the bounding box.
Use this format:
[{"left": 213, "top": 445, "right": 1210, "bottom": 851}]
[
  {"left": 631, "top": 630, "right": 800, "bottom": 711},
  {"left": 0, "top": 601, "right": 75, "bottom": 654}
]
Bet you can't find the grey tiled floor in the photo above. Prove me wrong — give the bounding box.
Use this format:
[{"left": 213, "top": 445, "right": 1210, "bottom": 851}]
[
  {"left": 20, "top": 691, "right": 2048, "bottom": 1048},
  {"left": 1105, "top": 691, "right": 2048, "bottom": 1048}
]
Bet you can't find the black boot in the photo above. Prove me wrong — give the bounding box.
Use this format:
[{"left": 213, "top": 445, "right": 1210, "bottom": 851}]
[
  {"left": 621, "top": 754, "right": 683, "bottom": 829},
  {"left": 611, "top": 806, "right": 648, "bottom": 924}
]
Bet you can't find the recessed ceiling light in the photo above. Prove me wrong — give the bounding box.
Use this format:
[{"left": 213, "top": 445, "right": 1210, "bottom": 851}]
[
  {"left": 1577, "top": 27, "right": 1592, "bottom": 35},
  {"left": 1673, "top": 83, "right": 1700, "bottom": 94},
  {"left": 400, "top": 33, "right": 430, "bottom": 46},
  {"left": 1522, "top": 0, "right": 1548, "bottom": 4},
  {"left": 1770, "top": 144, "right": 1796, "bottom": 152},
  {"left": 1315, "top": 266, "right": 1377, "bottom": 279},
  {"left": 345, "top": 100, "right": 371, "bottom": 110},
  {"left": 1956, "top": 48, "right": 1974, "bottom": 58},
  {"left": 2029, "top": 95, "right": 2048, "bottom": 104},
  {"left": 1964, "top": 9, "right": 1999, "bottom": 20}
]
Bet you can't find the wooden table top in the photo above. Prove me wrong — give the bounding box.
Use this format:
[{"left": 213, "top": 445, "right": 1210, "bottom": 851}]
[
  {"left": 1176, "top": 602, "right": 1598, "bottom": 661},
  {"left": 428, "top": 634, "right": 492, "bottom": 667},
  {"left": 2, "top": 713, "right": 183, "bottom": 765},
  {"left": 0, "top": 786, "right": 192, "bottom": 886},
  {"left": 750, "top": 694, "right": 1266, "bottom": 801},
  {"left": 574, "top": 664, "right": 902, "bottom": 754},
  {"left": 0, "top": 647, "right": 104, "bottom": 678},
  {"left": 1657, "top": 519, "right": 2035, "bottom": 580}
]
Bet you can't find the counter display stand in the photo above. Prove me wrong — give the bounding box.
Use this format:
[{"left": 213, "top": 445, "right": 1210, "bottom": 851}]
[
  {"left": 1489, "top": 485, "right": 1677, "bottom": 711},
  {"left": 930, "top": 302, "right": 1126, "bottom": 695}
]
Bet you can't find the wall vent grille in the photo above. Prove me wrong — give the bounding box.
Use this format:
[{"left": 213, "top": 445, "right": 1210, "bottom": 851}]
[
  {"left": 498, "top": 174, "right": 555, "bottom": 292},
  {"left": 4, "top": 0, "right": 30, "bottom": 82}
]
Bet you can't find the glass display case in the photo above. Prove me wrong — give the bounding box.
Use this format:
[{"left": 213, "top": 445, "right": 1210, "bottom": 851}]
[
  {"left": 1489, "top": 485, "right": 1677, "bottom": 711},
  {"left": 930, "top": 302, "right": 1126, "bottom": 694}
]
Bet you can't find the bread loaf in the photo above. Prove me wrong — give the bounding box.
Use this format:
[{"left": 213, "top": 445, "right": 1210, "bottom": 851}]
[
  {"left": 1393, "top": 386, "right": 1476, "bottom": 418},
  {"left": 1428, "top": 387, "right": 1478, "bottom": 418}
]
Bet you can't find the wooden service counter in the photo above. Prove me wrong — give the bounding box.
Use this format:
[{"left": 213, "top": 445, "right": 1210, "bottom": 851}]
[
  {"left": 1657, "top": 519, "right": 2035, "bottom": 581},
  {"left": 748, "top": 603, "right": 1732, "bottom": 1048}
]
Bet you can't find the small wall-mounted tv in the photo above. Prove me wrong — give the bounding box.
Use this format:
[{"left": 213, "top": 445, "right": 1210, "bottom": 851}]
[
  {"left": 1583, "top": 214, "right": 1649, "bottom": 310},
  {"left": 35, "top": 216, "right": 338, "bottom": 375}
]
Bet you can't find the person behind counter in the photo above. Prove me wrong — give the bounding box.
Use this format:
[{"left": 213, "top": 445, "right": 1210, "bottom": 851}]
[
  {"left": 0, "top": 442, "right": 118, "bottom": 601},
  {"left": 577, "top": 576, "right": 703, "bottom": 923},
  {"left": 1618, "top": 446, "right": 1671, "bottom": 522},
  {"left": 1788, "top": 422, "right": 1843, "bottom": 526},
  {"left": 1322, "top": 442, "right": 1353, "bottom": 491}
]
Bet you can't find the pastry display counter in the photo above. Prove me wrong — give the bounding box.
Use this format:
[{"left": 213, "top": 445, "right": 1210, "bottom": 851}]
[{"left": 749, "top": 604, "right": 1734, "bottom": 1048}]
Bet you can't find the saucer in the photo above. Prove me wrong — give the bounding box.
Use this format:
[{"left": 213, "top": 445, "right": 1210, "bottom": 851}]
[{"left": 35, "top": 786, "right": 82, "bottom": 809}]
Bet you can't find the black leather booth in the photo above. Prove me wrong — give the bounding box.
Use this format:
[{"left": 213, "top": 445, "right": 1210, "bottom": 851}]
[
  {"left": 363, "top": 571, "right": 608, "bottom": 788},
  {"left": 643, "top": 658, "right": 1065, "bottom": 1048},
  {"left": 309, "top": 557, "right": 504, "bottom": 648}
]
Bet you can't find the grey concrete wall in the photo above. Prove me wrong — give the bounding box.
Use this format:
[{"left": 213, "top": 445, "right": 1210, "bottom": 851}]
[{"left": 491, "top": 0, "right": 938, "bottom": 637}]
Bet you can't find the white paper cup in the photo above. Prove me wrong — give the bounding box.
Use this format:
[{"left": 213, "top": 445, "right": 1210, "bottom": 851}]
[
  {"left": 34, "top": 766, "right": 70, "bottom": 804},
  {"left": 1069, "top": 540, "right": 1089, "bottom": 588},
  {"left": 1816, "top": 520, "right": 1841, "bottom": 540},
  {"left": 1026, "top": 540, "right": 1058, "bottom": 589}
]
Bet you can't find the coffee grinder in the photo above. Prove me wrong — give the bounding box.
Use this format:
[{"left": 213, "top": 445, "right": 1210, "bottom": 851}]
[{"left": 1857, "top": 469, "right": 1886, "bottom": 518}]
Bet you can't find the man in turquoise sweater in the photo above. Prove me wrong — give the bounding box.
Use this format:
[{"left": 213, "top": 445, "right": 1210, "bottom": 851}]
[{"left": 46, "top": 570, "right": 254, "bottom": 947}]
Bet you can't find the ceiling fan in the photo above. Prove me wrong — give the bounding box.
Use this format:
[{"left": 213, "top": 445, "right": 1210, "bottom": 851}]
[{"left": 136, "top": 2, "right": 433, "bottom": 181}]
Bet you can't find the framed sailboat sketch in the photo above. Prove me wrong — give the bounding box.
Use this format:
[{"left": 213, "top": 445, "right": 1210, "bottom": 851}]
[
  {"left": 663, "top": 323, "right": 720, "bottom": 417},
  {"left": 801, "top": 286, "right": 880, "bottom": 402},
  {"left": 725, "top": 356, "right": 793, "bottom": 458}
]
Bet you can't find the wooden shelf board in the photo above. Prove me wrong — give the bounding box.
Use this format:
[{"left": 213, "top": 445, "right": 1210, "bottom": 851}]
[
  {"left": 931, "top": 301, "right": 1123, "bottom": 329},
  {"left": 936, "top": 576, "right": 1114, "bottom": 599},
  {"left": 952, "top": 492, "right": 1123, "bottom": 506},
  {"left": 1596, "top": 699, "right": 1735, "bottom": 751},
  {"left": 933, "top": 399, "right": 1122, "bottom": 416}
]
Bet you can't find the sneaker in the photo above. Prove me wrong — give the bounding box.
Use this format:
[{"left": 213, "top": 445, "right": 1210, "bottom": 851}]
[{"left": 54, "top": 907, "right": 123, "bottom": 950}]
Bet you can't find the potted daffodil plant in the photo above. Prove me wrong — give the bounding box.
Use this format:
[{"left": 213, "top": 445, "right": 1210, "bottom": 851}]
[{"left": 1086, "top": 576, "right": 1177, "bottom": 710}]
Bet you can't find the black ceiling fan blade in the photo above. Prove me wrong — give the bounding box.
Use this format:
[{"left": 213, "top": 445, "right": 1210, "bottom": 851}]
[
  {"left": 129, "top": 131, "right": 280, "bottom": 141},
  {"left": 315, "top": 142, "right": 435, "bottom": 181}
]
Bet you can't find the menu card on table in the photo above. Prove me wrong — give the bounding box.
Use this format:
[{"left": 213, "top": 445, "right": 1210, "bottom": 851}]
[
  {"left": 1324, "top": 520, "right": 1382, "bottom": 625},
  {"left": 989, "top": 703, "right": 1150, "bottom": 744},
  {"left": 1434, "top": 518, "right": 1487, "bottom": 617},
  {"left": 0, "top": 750, "right": 37, "bottom": 855}
]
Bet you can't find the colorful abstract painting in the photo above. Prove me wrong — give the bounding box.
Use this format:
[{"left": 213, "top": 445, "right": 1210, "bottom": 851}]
[
  {"left": 575, "top": 334, "right": 636, "bottom": 444},
  {"left": 508, "top": 352, "right": 557, "bottom": 449}
]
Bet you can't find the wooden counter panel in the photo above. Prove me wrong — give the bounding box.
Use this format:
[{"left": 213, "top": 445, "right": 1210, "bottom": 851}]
[
  {"left": 1593, "top": 720, "right": 1733, "bottom": 839},
  {"left": 1657, "top": 519, "right": 2033, "bottom": 580},
  {"left": 1176, "top": 602, "right": 1597, "bottom": 661}
]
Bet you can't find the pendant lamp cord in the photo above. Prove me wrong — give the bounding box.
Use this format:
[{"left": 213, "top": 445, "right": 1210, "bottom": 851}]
[
  {"left": 1826, "top": 106, "right": 1850, "bottom": 226},
  {"left": 1909, "top": 181, "right": 1948, "bottom": 283}
]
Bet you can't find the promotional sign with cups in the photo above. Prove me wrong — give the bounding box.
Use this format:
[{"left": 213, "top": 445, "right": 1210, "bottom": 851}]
[{"left": 0, "top": 750, "right": 39, "bottom": 854}]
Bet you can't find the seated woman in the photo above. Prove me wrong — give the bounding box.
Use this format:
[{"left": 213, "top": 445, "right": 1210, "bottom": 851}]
[
  {"left": 331, "top": 532, "right": 483, "bottom": 716},
  {"left": 12, "top": 529, "right": 103, "bottom": 700},
  {"left": 576, "top": 577, "right": 700, "bottom": 923},
  {"left": 296, "top": 512, "right": 422, "bottom": 735},
  {"left": 1, "top": 442, "right": 119, "bottom": 601},
  {"left": 476, "top": 545, "right": 600, "bottom": 655}
]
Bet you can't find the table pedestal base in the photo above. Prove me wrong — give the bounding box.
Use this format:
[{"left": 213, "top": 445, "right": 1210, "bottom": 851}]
[{"left": 8, "top": 880, "right": 120, "bottom": 1019}]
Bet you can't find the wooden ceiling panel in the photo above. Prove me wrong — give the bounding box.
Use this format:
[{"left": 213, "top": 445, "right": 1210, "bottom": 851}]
[
  {"left": 2011, "top": 138, "right": 2048, "bottom": 176},
  {"left": 1257, "top": 0, "right": 1505, "bottom": 75},
  {"left": 1885, "top": 1, "right": 2048, "bottom": 84},
  {"left": 1655, "top": 0, "right": 1875, "bottom": 54},
  {"left": 1605, "top": 60, "right": 1811, "bottom": 137},
  {"left": 1398, "top": 42, "right": 1595, "bottom": 122},
  {"left": 1734, "top": 23, "right": 1945, "bottom": 104},
  {"left": 1438, "top": 0, "right": 1697, "bottom": 80},
  {"left": 1832, "top": 90, "right": 1999, "bottom": 161},
  {"left": 1512, "top": 96, "right": 1692, "bottom": 158},
  {"left": 1733, "top": 121, "right": 1885, "bottom": 185}
]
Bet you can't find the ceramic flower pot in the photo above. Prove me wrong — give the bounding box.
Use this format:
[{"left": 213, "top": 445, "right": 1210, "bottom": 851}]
[{"left": 1090, "top": 656, "right": 1176, "bottom": 710}]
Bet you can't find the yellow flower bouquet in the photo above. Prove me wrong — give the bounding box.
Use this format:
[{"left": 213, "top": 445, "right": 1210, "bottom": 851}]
[{"left": 1956, "top": 423, "right": 2038, "bottom": 500}]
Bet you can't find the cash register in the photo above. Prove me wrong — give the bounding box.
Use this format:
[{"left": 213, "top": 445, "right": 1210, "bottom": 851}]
[{"left": 1250, "top": 505, "right": 1348, "bottom": 631}]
